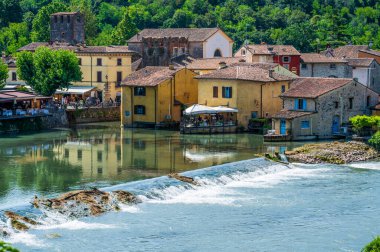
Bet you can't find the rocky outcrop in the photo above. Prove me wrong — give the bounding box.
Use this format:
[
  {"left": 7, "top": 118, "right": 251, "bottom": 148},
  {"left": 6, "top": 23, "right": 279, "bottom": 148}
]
[
  {"left": 285, "top": 141, "right": 379, "bottom": 164},
  {"left": 168, "top": 173, "right": 199, "bottom": 186},
  {"left": 4, "top": 211, "right": 39, "bottom": 231}
]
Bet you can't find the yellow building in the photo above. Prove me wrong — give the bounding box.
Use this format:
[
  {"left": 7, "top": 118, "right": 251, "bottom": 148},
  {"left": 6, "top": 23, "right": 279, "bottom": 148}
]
[
  {"left": 196, "top": 63, "right": 295, "bottom": 128},
  {"left": 18, "top": 43, "right": 135, "bottom": 102},
  {"left": 121, "top": 66, "right": 198, "bottom": 127}
]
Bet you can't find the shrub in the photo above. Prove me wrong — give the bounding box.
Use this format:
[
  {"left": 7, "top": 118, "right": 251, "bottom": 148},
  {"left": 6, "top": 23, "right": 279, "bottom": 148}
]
[
  {"left": 362, "top": 236, "right": 380, "bottom": 252},
  {"left": 349, "top": 115, "right": 380, "bottom": 135},
  {"left": 0, "top": 241, "right": 19, "bottom": 252},
  {"left": 369, "top": 131, "right": 380, "bottom": 150}
]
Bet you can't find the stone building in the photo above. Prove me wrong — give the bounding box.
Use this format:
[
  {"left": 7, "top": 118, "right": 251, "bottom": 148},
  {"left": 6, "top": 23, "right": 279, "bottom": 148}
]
[
  {"left": 50, "top": 12, "right": 85, "bottom": 45},
  {"left": 127, "top": 28, "right": 234, "bottom": 67},
  {"left": 300, "top": 53, "right": 351, "bottom": 78},
  {"left": 270, "top": 78, "right": 379, "bottom": 140}
]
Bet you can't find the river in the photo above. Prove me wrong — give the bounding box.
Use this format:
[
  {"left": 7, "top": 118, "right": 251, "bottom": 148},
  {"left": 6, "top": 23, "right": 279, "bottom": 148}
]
[{"left": 0, "top": 123, "right": 379, "bottom": 251}]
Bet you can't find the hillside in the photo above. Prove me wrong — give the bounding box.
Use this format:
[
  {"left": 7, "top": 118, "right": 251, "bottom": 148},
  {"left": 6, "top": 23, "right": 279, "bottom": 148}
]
[{"left": 0, "top": 0, "right": 379, "bottom": 55}]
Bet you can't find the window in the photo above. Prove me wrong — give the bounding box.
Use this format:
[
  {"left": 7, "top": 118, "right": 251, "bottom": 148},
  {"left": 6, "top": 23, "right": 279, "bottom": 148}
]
[
  {"left": 213, "top": 86, "right": 218, "bottom": 98},
  {"left": 222, "top": 87, "right": 232, "bottom": 98},
  {"left": 97, "top": 151, "right": 102, "bottom": 162},
  {"left": 294, "top": 98, "right": 307, "bottom": 110},
  {"left": 54, "top": 16, "right": 58, "bottom": 23},
  {"left": 78, "top": 58, "right": 82, "bottom": 65},
  {"left": 214, "top": 49, "right": 222, "bottom": 57},
  {"left": 116, "top": 146, "right": 121, "bottom": 161},
  {"left": 349, "top": 97, "right": 353, "bottom": 109},
  {"left": 366, "top": 96, "right": 371, "bottom": 107},
  {"left": 134, "top": 105, "right": 146, "bottom": 115},
  {"left": 173, "top": 47, "right": 178, "bottom": 56},
  {"left": 64, "top": 149, "right": 69, "bottom": 158},
  {"left": 67, "top": 15, "right": 70, "bottom": 23},
  {"left": 117, "top": 72, "right": 122, "bottom": 83},
  {"left": 77, "top": 16, "right": 81, "bottom": 22},
  {"left": 97, "top": 71, "right": 102, "bottom": 82},
  {"left": 12, "top": 72, "right": 17, "bottom": 81},
  {"left": 134, "top": 87, "right": 146, "bottom": 96},
  {"left": 117, "top": 58, "right": 122, "bottom": 66},
  {"left": 97, "top": 58, "right": 102, "bottom": 66},
  {"left": 251, "top": 111, "right": 258, "bottom": 119},
  {"left": 330, "top": 64, "right": 336, "bottom": 69},
  {"left": 282, "top": 56, "right": 290, "bottom": 63},
  {"left": 301, "top": 63, "right": 307, "bottom": 69},
  {"left": 241, "top": 49, "right": 246, "bottom": 56},
  {"left": 60, "top": 16, "right": 63, "bottom": 23},
  {"left": 334, "top": 101, "right": 339, "bottom": 108},
  {"left": 97, "top": 167, "right": 103, "bottom": 174},
  {"left": 301, "top": 120, "right": 310, "bottom": 129},
  {"left": 281, "top": 85, "right": 286, "bottom": 93},
  {"left": 77, "top": 150, "right": 82, "bottom": 161}
]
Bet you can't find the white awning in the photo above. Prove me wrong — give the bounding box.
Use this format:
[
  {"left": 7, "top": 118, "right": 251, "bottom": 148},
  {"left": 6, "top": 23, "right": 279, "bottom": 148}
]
[
  {"left": 55, "top": 86, "right": 97, "bottom": 95},
  {"left": 184, "top": 104, "right": 238, "bottom": 115}
]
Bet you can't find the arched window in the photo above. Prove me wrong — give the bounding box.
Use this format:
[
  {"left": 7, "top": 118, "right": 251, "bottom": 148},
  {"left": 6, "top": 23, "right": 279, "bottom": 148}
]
[
  {"left": 214, "top": 49, "right": 222, "bottom": 57},
  {"left": 241, "top": 49, "right": 246, "bottom": 56}
]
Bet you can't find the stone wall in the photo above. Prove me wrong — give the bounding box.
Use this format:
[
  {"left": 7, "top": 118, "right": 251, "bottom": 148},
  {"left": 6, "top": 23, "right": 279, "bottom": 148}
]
[
  {"left": 300, "top": 63, "right": 351, "bottom": 78},
  {"left": 66, "top": 107, "right": 120, "bottom": 124}
]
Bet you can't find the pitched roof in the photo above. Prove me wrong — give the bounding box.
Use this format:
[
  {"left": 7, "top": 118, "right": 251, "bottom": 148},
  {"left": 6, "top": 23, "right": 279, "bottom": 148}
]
[
  {"left": 328, "top": 45, "right": 369, "bottom": 58},
  {"left": 195, "top": 63, "right": 294, "bottom": 82},
  {"left": 18, "top": 42, "right": 133, "bottom": 54},
  {"left": 245, "top": 44, "right": 300, "bottom": 56},
  {"left": 51, "top": 12, "right": 79, "bottom": 16},
  {"left": 178, "top": 57, "right": 244, "bottom": 70},
  {"left": 300, "top": 53, "right": 347, "bottom": 63},
  {"left": 281, "top": 78, "right": 353, "bottom": 98},
  {"left": 272, "top": 110, "right": 315, "bottom": 119},
  {"left": 347, "top": 58, "right": 374, "bottom": 67},
  {"left": 359, "top": 49, "right": 380, "bottom": 57},
  {"left": 127, "top": 28, "right": 222, "bottom": 43},
  {"left": 121, "top": 66, "right": 182, "bottom": 87},
  {"left": 131, "top": 58, "right": 143, "bottom": 72}
]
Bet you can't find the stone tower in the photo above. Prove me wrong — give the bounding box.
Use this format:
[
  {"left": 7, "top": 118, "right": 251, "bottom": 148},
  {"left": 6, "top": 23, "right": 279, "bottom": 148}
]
[{"left": 50, "top": 12, "right": 85, "bottom": 44}]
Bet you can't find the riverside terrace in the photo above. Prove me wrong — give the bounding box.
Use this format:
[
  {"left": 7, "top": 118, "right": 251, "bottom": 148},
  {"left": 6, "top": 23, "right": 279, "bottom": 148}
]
[{"left": 0, "top": 90, "right": 52, "bottom": 120}]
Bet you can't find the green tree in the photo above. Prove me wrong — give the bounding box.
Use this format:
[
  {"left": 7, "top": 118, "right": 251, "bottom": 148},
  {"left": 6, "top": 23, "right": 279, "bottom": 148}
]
[
  {"left": 0, "top": 22, "right": 30, "bottom": 55},
  {"left": 110, "top": 9, "right": 138, "bottom": 45},
  {"left": 70, "top": 0, "right": 98, "bottom": 40},
  {"left": 0, "top": 60, "right": 7, "bottom": 89},
  {"left": 0, "top": 241, "right": 19, "bottom": 252},
  {"left": 17, "top": 47, "right": 82, "bottom": 96},
  {"left": 0, "top": 0, "right": 23, "bottom": 27},
  {"left": 362, "top": 236, "right": 380, "bottom": 252},
  {"left": 31, "top": 1, "right": 69, "bottom": 42}
]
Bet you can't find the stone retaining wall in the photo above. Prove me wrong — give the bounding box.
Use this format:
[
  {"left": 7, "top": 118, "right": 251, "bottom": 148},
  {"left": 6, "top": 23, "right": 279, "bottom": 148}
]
[{"left": 66, "top": 107, "right": 120, "bottom": 124}]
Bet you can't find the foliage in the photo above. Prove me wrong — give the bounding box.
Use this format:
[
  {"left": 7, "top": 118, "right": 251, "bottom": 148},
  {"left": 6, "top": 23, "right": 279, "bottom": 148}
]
[
  {"left": 0, "top": 22, "right": 30, "bottom": 55},
  {"left": 368, "top": 131, "right": 380, "bottom": 151},
  {"left": 1, "top": 0, "right": 380, "bottom": 52},
  {"left": 0, "top": 60, "right": 7, "bottom": 89},
  {"left": 0, "top": 241, "right": 19, "bottom": 252},
  {"left": 349, "top": 115, "right": 380, "bottom": 135},
  {"left": 362, "top": 236, "right": 380, "bottom": 252},
  {"left": 16, "top": 47, "right": 82, "bottom": 96}
]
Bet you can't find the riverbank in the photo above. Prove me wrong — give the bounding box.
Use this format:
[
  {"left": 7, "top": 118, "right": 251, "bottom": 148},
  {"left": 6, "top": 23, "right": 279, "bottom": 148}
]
[{"left": 285, "top": 141, "right": 379, "bottom": 164}]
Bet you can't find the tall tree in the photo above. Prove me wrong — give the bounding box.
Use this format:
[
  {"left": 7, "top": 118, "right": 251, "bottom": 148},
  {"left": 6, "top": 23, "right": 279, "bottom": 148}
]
[
  {"left": 17, "top": 47, "right": 82, "bottom": 96},
  {"left": 0, "top": 22, "right": 30, "bottom": 55},
  {"left": 110, "top": 9, "right": 138, "bottom": 45},
  {"left": 0, "top": 59, "right": 7, "bottom": 89},
  {"left": 0, "top": 0, "right": 23, "bottom": 27}
]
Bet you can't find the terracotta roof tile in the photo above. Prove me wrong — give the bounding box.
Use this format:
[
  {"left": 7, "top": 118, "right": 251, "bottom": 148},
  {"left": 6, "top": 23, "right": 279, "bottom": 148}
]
[
  {"left": 300, "top": 53, "right": 347, "bottom": 63},
  {"left": 359, "top": 49, "right": 380, "bottom": 57},
  {"left": 176, "top": 57, "right": 244, "bottom": 70},
  {"left": 347, "top": 58, "right": 374, "bottom": 67},
  {"left": 195, "top": 63, "right": 294, "bottom": 82},
  {"left": 281, "top": 78, "right": 353, "bottom": 98},
  {"left": 327, "top": 45, "right": 369, "bottom": 58},
  {"left": 272, "top": 110, "right": 315, "bottom": 119},
  {"left": 128, "top": 28, "right": 222, "bottom": 43},
  {"left": 18, "top": 42, "right": 133, "bottom": 54},
  {"left": 246, "top": 44, "right": 300, "bottom": 56},
  {"left": 121, "top": 66, "right": 182, "bottom": 87},
  {"left": 51, "top": 12, "right": 79, "bottom": 16}
]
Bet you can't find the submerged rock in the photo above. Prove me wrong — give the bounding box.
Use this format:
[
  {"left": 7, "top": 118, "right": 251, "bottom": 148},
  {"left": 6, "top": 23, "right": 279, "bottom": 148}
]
[
  {"left": 168, "top": 173, "right": 199, "bottom": 186},
  {"left": 4, "top": 211, "right": 40, "bottom": 231},
  {"left": 112, "top": 190, "right": 141, "bottom": 204},
  {"left": 285, "top": 141, "right": 379, "bottom": 164}
]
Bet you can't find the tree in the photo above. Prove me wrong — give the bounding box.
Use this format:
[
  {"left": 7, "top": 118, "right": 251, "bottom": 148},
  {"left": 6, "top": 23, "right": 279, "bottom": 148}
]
[
  {"left": 110, "top": 9, "right": 138, "bottom": 45},
  {"left": 31, "top": 1, "right": 69, "bottom": 42},
  {"left": 0, "top": 241, "right": 19, "bottom": 252},
  {"left": 0, "top": 0, "right": 23, "bottom": 27},
  {"left": 362, "top": 236, "right": 380, "bottom": 252},
  {"left": 70, "top": 0, "right": 98, "bottom": 41},
  {"left": 17, "top": 47, "right": 82, "bottom": 96},
  {"left": 0, "top": 22, "right": 30, "bottom": 55},
  {"left": 0, "top": 60, "right": 7, "bottom": 89}
]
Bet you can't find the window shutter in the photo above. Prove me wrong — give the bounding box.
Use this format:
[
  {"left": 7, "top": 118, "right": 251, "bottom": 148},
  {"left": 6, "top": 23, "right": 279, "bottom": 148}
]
[
  {"left": 229, "top": 87, "right": 232, "bottom": 98},
  {"left": 222, "top": 87, "right": 225, "bottom": 98},
  {"left": 294, "top": 99, "right": 299, "bottom": 110},
  {"left": 213, "top": 86, "right": 218, "bottom": 98},
  {"left": 303, "top": 99, "right": 307, "bottom": 110}
]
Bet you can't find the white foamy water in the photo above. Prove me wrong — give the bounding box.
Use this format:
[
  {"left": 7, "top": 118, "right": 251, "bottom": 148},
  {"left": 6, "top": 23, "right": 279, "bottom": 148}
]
[
  {"left": 36, "top": 220, "right": 117, "bottom": 231},
  {"left": 7, "top": 232, "right": 46, "bottom": 248},
  {"left": 348, "top": 162, "right": 380, "bottom": 170}
]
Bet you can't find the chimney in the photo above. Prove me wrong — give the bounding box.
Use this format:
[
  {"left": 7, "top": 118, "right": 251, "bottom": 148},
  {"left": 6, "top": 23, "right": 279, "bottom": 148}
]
[
  {"left": 218, "top": 61, "right": 227, "bottom": 69},
  {"left": 269, "top": 69, "right": 274, "bottom": 78},
  {"left": 369, "top": 41, "right": 373, "bottom": 50},
  {"left": 169, "top": 64, "right": 175, "bottom": 70}
]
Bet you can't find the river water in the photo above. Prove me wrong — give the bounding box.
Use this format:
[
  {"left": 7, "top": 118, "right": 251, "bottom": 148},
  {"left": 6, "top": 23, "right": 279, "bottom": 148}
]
[{"left": 0, "top": 123, "right": 379, "bottom": 251}]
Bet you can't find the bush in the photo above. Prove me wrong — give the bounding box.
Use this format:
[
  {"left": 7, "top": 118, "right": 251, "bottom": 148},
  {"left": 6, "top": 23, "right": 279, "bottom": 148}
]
[
  {"left": 369, "top": 131, "right": 380, "bottom": 150},
  {"left": 0, "top": 241, "right": 19, "bottom": 252},
  {"left": 362, "top": 236, "right": 380, "bottom": 252},
  {"left": 349, "top": 115, "right": 380, "bottom": 136}
]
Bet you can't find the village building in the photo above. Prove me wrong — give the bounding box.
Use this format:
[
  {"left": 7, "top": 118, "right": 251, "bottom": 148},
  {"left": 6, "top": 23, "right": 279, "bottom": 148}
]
[
  {"left": 359, "top": 49, "right": 380, "bottom": 64},
  {"left": 127, "top": 28, "right": 234, "bottom": 67},
  {"left": 269, "top": 78, "right": 379, "bottom": 141},
  {"left": 234, "top": 44, "right": 301, "bottom": 75},
  {"left": 16, "top": 12, "right": 136, "bottom": 102},
  {"left": 300, "top": 53, "right": 350, "bottom": 78},
  {"left": 195, "top": 63, "right": 296, "bottom": 128},
  {"left": 120, "top": 66, "right": 198, "bottom": 127}
]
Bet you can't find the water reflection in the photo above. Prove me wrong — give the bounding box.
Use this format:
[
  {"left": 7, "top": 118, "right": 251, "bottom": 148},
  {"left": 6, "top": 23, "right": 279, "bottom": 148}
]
[{"left": 0, "top": 124, "right": 304, "bottom": 204}]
